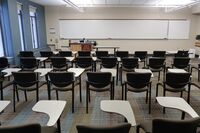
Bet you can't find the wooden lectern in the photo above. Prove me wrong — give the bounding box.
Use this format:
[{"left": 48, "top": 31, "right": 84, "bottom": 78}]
[{"left": 69, "top": 43, "right": 93, "bottom": 51}]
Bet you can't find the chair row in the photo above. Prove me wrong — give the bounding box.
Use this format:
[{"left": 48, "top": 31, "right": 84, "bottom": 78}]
[
  {"left": 0, "top": 113, "right": 199, "bottom": 133},
  {"left": 2, "top": 70, "right": 200, "bottom": 115}
]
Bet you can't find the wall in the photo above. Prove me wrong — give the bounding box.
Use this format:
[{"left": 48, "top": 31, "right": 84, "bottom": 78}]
[
  {"left": 45, "top": 6, "right": 198, "bottom": 54},
  {"left": 1, "top": 0, "right": 47, "bottom": 64}
]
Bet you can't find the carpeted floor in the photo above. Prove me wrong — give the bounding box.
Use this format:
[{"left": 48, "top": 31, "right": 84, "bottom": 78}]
[{"left": 1, "top": 56, "right": 200, "bottom": 133}]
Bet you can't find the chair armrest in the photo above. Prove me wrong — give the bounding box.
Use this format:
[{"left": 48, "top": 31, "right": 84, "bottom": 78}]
[
  {"left": 157, "top": 82, "right": 164, "bottom": 88},
  {"left": 190, "top": 82, "right": 200, "bottom": 89}
]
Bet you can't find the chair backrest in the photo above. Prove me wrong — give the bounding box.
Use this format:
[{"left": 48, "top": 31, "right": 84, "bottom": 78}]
[
  {"left": 122, "top": 57, "right": 139, "bottom": 69},
  {"left": 20, "top": 57, "right": 38, "bottom": 69},
  {"left": 0, "top": 123, "right": 41, "bottom": 133},
  {"left": 87, "top": 72, "right": 112, "bottom": 88},
  {"left": 165, "top": 72, "right": 191, "bottom": 88},
  {"left": 0, "top": 57, "right": 9, "bottom": 69},
  {"left": 153, "top": 51, "right": 166, "bottom": 57},
  {"left": 59, "top": 51, "right": 72, "bottom": 57},
  {"left": 12, "top": 72, "right": 38, "bottom": 87},
  {"left": 96, "top": 51, "right": 109, "bottom": 59},
  {"left": 51, "top": 57, "right": 67, "bottom": 69},
  {"left": 76, "top": 57, "right": 93, "bottom": 68},
  {"left": 116, "top": 51, "right": 129, "bottom": 58},
  {"left": 126, "top": 72, "right": 151, "bottom": 88},
  {"left": 40, "top": 51, "right": 53, "bottom": 57},
  {"left": 78, "top": 51, "right": 91, "bottom": 56},
  {"left": 152, "top": 117, "right": 200, "bottom": 133},
  {"left": 175, "top": 50, "right": 189, "bottom": 57},
  {"left": 148, "top": 57, "right": 165, "bottom": 69},
  {"left": 20, "top": 51, "right": 34, "bottom": 57},
  {"left": 101, "top": 57, "right": 117, "bottom": 68},
  {"left": 77, "top": 123, "right": 131, "bottom": 133},
  {"left": 173, "top": 57, "right": 190, "bottom": 69},
  {"left": 48, "top": 72, "right": 74, "bottom": 87},
  {"left": 134, "top": 51, "right": 147, "bottom": 60}
]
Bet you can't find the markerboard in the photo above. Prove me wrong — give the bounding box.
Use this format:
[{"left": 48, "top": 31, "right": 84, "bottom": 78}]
[
  {"left": 168, "top": 20, "right": 190, "bottom": 39},
  {"left": 59, "top": 19, "right": 189, "bottom": 39}
]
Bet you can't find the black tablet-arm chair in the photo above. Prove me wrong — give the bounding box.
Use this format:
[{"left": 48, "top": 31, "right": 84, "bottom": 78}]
[
  {"left": 134, "top": 51, "right": 148, "bottom": 67},
  {"left": 78, "top": 51, "right": 91, "bottom": 57},
  {"left": 153, "top": 51, "right": 166, "bottom": 57},
  {"left": 0, "top": 123, "right": 57, "bottom": 133},
  {"left": 51, "top": 57, "right": 68, "bottom": 71},
  {"left": 156, "top": 72, "right": 191, "bottom": 106},
  {"left": 120, "top": 57, "right": 139, "bottom": 84},
  {"left": 76, "top": 56, "right": 94, "bottom": 71},
  {"left": 175, "top": 50, "right": 189, "bottom": 57},
  {"left": 19, "top": 51, "right": 34, "bottom": 57},
  {"left": 101, "top": 57, "right": 119, "bottom": 84},
  {"left": 0, "top": 57, "right": 10, "bottom": 71},
  {"left": 40, "top": 51, "right": 54, "bottom": 68},
  {"left": 86, "top": 72, "right": 113, "bottom": 113},
  {"left": 96, "top": 51, "right": 109, "bottom": 60},
  {"left": 12, "top": 72, "right": 42, "bottom": 112},
  {"left": 20, "top": 57, "right": 39, "bottom": 71},
  {"left": 136, "top": 117, "right": 200, "bottom": 133},
  {"left": 59, "top": 51, "right": 72, "bottom": 57},
  {"left": 77, "top": 123, "right": 131, "bottom": 133},
  {"left": 124, "top": 72, "right": 152, "bottom": 114},
  {"left": 115, "top": 51, "right": 129, "bottom": 60},
  {"left": 0, "top": 72, "right": 13, "bottom": 100},
  {"left": 48, "top": 72, "right": 75, "bottom": 113},
  {"left": 171, "top": 57, "right": 190, "bottom": 71},
  {"left": 146, "top": 57, "right": 165, "bottom": 81}
]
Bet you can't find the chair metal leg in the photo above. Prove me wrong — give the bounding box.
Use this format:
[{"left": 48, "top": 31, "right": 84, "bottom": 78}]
[
  {"left": 0, "top": 81, "right": 3, "bottom": 100},
  {"left": 72, "top": 88, "right": 74, "bottom": 113},
  {"left": 86, "top": 88, "right": 89, "bottom": 113},
  {"left": 13, "top": 84, "right": 16, "bottom": 112},
  {"left": 36, "top": 89, "right": 39, "bottom": 102},
  {"left": 149, "top": 84, "right": 151, "bottom": 114},
  {"left": 79, "top": 76, "right": 82, "bottom": 102},
  {"left": 56, "top": 90, "right": 59, "bottom": 100},
  {"left": 163, "top": 89, "right": 166, "bottom": 114},
  {"left": 24, "top": 91, "right": 27, "bottom": 101},
  {"left": 145, "top": 91, "right": 148, "bottom": 104},
  {"left": 112, "top": 77, "right": 115, "bottom": 99},
  {"left": 180, "top": 91, "right": 183, "bottom": 97},
  {"left": 47, "top": 82, "right": 51, "bottom": 100},
  {"left": 125, "top": 84, "right": 127, "bottom": 100},
  {"left": 16, "top": 89, "right": 19, "bottom": 102},
  {"left": 158, "top": 71, "right": 160, "bottom": 81},
  {"left": 57, "top": 118, "right": 61, "bottom": 133},
  {"left": 122, "top": 85, "right": 124, "bottom": 100}
]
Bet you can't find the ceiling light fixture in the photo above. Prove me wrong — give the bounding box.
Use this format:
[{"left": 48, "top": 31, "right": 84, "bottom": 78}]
[{"left": 63, "top": 0, "right": 84, "bottom": 12}]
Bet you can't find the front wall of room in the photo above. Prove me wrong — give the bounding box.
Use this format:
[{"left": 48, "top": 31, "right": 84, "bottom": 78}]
[
  {"left": 1, "top": 0, "right": 47, "bottom": 64},
  {"left": 45, "top": 6, "right": 199, "bottom": 54}
]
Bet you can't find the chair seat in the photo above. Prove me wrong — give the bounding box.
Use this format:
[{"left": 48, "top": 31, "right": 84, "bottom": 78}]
[
  {"left": 41, "top": 126, "right": 57, "bottom": 133},
  {"left": 128, "top": 87, "right": 148, "bottom": 92},
  {"left": 165, "top": 87, "right": 186, "bottom": 92},
  {"left": 89, "top": 87, "right": 111, "bottom": 92},
  {"left": 17, "top": 81, "right": 46, "bottom": 91},
  {"left": 53, "top": 87, "right": 72, "bottom": 91}
]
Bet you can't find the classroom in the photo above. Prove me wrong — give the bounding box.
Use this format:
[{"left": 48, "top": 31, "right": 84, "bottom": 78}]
[{"left": 1, "top": 0, "right": 200, "bottom": 133}]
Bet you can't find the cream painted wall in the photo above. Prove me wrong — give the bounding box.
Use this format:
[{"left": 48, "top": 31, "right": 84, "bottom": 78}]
[{"left": 45, "top": 6, "right": 199, "bottom": 54}]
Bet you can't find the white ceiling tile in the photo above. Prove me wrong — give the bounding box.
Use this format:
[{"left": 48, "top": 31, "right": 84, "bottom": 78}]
[
  {"left": 92, "top": 0, "right": 106, "bottom": 4},
  {"left": 119, "top": 0, "right": 132, "bottom": 4},
  {"left": 106, "top": 0, "right": 120, "bottom": 4}
]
